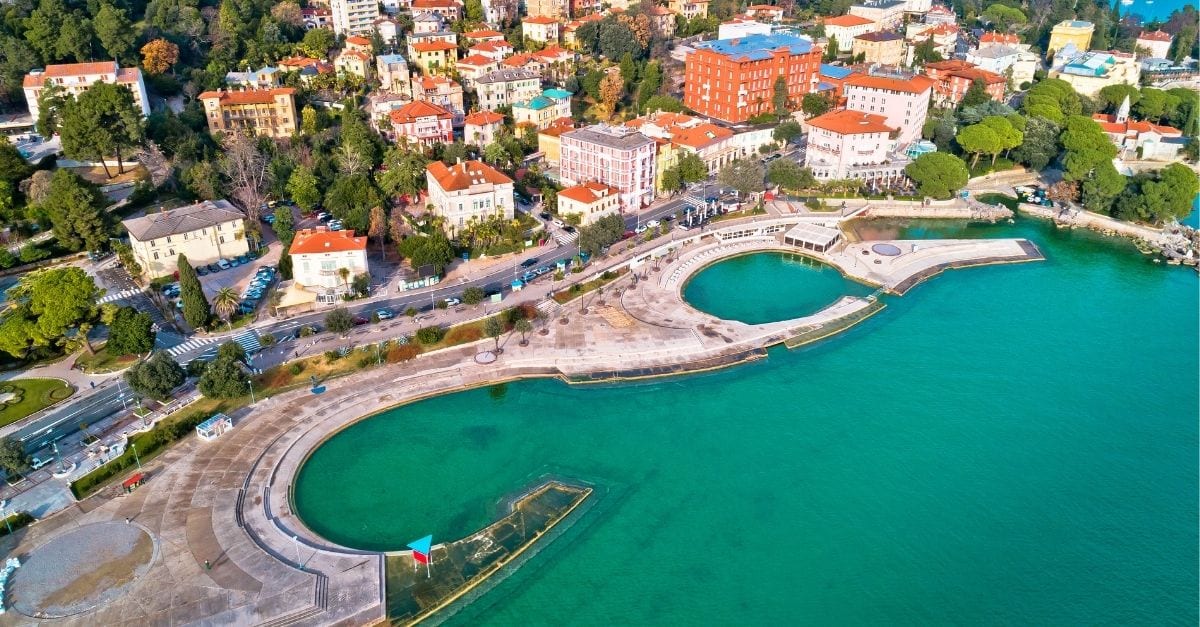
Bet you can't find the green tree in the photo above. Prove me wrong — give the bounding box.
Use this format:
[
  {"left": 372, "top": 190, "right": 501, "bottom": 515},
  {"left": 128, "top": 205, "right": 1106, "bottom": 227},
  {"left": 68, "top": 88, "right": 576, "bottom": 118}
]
[
  {"left": 904, "top": 152, "right": 969, "bottom": 199},
  {"left": 125, "top": 352, "right": 185, "bottom": 399},
  {"left": 18, "top": 243, "right": 49, "bottom": 264},
  {"left": 956, "top": 123, "right": 1002, "bottom": 168},
  {"left": 211, "top": 287, "right": 240, "bottom": 329},
  {"left": 0, "top": 267, "right": 99, "bottom": 358},
  {"left": 462, "top": 286, "right": 485, "bottom": 305},
  {"left": 178, "top": 255, "right": 211, "bottom": 329},
  {"left": 324, "top": 174, "right": 382, "bottom": 232},
  {"left": 773, "top": 120, "right": 804, "bottom": 144},
  {"left": 982, "top": 4, "right": 1026, "bottom": 30},
  {"left": 484, "top": 316, "right": 503, "bottom": 351},
  {"left": 911, "top": 38, "right": 944, "bottom": 65},
  {"left": 379, "top": 147, "right": 430, "bottom": 199},
  {"left": 298, "top": 27, "right": 336, "bottom": 58},
  {"left": 198, "top": 353, "right": 248, "bottom": 398},
  {"left": 576, "top": 214, "right": 626, "bottom": 256},
  {"left": 766, "top": 159, "right": 815, "bottom": 191},
  {"left": 980, "top": 115, "right": 1022, "bottom": 162},
  {"left": 0, "top": 437, "right": 30, "bottom": 475},
  {"left": 619, "top": 52, "right": 637, "bottom": 85},
  {"left": 717, "top": 159, "right": 765, "bottom": 197},
  {"left": 39, "top": 170, "right": 109, "bottom": 252},
  {"left": 106, "top": 306, "right": 154, "bottom": 356},
  {"left": 397, "top": 231, "right": 455, "bottom": 273},
  {"left": 1010, "top": 116, "right": 1061, "bottom": 171},
  {"left": 325, "top": 307, "right": 354, "bottom": 334},
  {"left": 515, "top": 318, "right": 532, "bottom": 345},
  {"left": 823, "top": 35, "right": 839, "bottom": 62},
  {"left": 673, "top": 152, "right": 707, "bottom": 187},
  {"left": 464, "top": 0, "right": 484, "bottom": 21},
  {"left": 642, "top": 95, "right": 683, "bottom": 113},
  {"left": 958, "top": 79, "right": 992, "bottom": 110},
  {"left": 1097, "top": 84, "right": 1140, "bottom": 112},
  {"left": 94, "top": 4, "right": 137, "bottom": 62},
  {"left": 24, "top": 0, "right": 67, "bottom": 62},
  {"left": 1060, "top": 115, "right": 1117, "bottom": 181},
  {"left": 771, "top": 76, "right": 789, "bottom": 117},
  {"left": 273, "top": 205, "right": 295, "bottom": 246},
  {"left": 636, "top": 61, "right": 663, "bottom": 108},
  {"left": 217, "top": 341, "right": 245, "bottom": 363},
  {"left": 1134, "top": 88, "right": 1168, "bottom": 122},
  {"left": 1080, "top": 161, "right": 1126, "bottom": 214},
  {"left": 35, "top": 82, "right": 67, "bottom": 137},
  {"left": 800, "top": 93, "right": 832, "bottom": 118},
  {"left": 286, "top": 165, "right": 321, "bottom": 213},
  {"left": 59, "top": 82, "right": 144, "bottom": 178},
  {"left": 1117, "top": 164, "right": 1200, "bottom": 223},
  {"left": 0, "top": 143, "right": 32, "bottom": 189}
]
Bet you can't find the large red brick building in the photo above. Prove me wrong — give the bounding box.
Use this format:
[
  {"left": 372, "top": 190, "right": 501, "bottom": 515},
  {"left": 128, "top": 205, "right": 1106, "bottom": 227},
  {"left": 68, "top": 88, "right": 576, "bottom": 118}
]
[
  {"left": 922, "top": 60, "right": 1006, "bottom": 108},
  {"left": 683, "top": 33, "right": 822, "bottom": 123}
]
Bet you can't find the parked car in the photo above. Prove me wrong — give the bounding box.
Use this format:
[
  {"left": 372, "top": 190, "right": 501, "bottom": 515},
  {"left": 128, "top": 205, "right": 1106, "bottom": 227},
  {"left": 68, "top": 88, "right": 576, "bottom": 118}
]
[
  {"left": 635, "top": 225, "right": 648, "bottom": 234},
  {"left": 563, "top": 226, "right": 576, "bottom": 234},
  {"left": 539, "top": 212, "right": 552, "bottom": 221},
  {"left": 646, "top": 220, "right": 660, "bottom": 229},
  {"left": 552, "top": 218, "right": 565, "bottom": 227},
  {"left": 677, "top": 223, "right": 692, "bottom": 231},
  {"left": 236, "top": 254, "right": 251, "bottom": 264},
  {"left": 375, "top": 308, "right": 396, "bottom": 320},
  {"left": 352, "top": 316, "right": 369, "bottom": 326},
  {"left": 444, "top": 297, "right": 461, "bottom": 307},
  {"left": 196, "top": 266, "right": 209, "bottom": 276},
  {"left": 520, "top": 257, "right": 539, "bottom": 268},
  {"left": 207, "top": 263, "right": 222, "bottom": 273}
]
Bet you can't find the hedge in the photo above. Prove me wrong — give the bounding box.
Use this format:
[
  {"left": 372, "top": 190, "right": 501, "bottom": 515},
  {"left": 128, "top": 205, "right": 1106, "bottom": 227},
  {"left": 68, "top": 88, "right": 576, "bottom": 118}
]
[
  {"left": 0, "top": 511, "right": 33, "bottom": 538},
  {"left": 69, "top": 408, "right": 215, "bottom": 499}
]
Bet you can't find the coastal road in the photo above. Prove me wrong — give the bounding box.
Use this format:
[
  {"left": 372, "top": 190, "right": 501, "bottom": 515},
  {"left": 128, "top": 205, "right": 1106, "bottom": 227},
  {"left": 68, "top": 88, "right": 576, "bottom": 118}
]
[{"left": 10, "top": 379, "right": 132, "bottom": 456}]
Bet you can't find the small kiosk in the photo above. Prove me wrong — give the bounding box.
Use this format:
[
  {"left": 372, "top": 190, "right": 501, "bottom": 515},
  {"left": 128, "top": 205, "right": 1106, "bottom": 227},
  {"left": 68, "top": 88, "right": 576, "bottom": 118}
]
[
  {"left": 122, "top": 473, "right": 146, "bottom": 494},
  {"left": 195, "top": 413, "right": 233, "bottom": 442}
]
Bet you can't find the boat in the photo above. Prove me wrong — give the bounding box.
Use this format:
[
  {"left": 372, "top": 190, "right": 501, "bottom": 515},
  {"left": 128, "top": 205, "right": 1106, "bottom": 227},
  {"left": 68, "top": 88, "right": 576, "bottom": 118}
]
[{"left": 1120, "top": 0, "right": 1133, "bottom": 5}]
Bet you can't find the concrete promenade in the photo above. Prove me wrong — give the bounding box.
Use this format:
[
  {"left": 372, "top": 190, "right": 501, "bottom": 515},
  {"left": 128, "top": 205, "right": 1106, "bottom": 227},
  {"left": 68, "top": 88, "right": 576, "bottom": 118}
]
[{"left": 0, "top": 216, "right": 1046, "bottom": 626}]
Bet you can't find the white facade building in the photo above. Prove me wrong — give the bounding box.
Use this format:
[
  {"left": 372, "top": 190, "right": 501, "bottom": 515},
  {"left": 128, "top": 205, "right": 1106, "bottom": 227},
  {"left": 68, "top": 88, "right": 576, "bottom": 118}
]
[
  {"left": 560, "top": 124, "right": 656, "bottom": 211},
  {"left": 804, "top": 109, "right": 905, "bottom": 184},
  {"left": 24, "top": 62, "right": 150, "bottom": 119},
  {"left": 122, "top": 200, "right": 248, "bottom": 279},
  {"left": 425, "top": 160, "right": 515, "bottom": 235},
  {"left": 330, "top": 0, "right": 380, "bottom": 36},
  {"left": 289, "top": 228, "right": 370, "bottom": 303},
  {"left": 843, "top": 71, "right": 933, "bottom": 146}
]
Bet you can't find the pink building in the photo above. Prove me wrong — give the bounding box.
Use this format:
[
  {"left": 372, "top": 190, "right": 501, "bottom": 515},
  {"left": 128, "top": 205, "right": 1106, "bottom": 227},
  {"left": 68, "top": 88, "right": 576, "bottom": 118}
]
[
  {"left": 842, "top": 71, "right": 933, "bottom": 146},
  {"left": 389, "top": 100, "right": 454, "bottom": 147},
  {"left": 560, "top": 124, "right": 656, "bottom": 211},
  {"left": 804, "top": 109, "right": 904, "bottom": 184}
]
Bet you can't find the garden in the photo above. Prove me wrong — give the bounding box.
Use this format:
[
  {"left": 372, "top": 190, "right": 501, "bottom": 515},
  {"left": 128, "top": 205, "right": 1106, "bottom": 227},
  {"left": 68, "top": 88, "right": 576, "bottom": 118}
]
[{"left": 0, "top": 379, "right": 74, "bottom": 428}]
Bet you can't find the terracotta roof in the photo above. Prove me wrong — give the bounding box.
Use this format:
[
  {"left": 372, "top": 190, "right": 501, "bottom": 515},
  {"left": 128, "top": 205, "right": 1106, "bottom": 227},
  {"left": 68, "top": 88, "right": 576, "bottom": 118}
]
[
  {"left": 925, "top": 60, "right": 1005, "bottom": 84},
  {"left": 844, "top": 73, "right": 933, "bottom": 93},
  {"left": 427, "top": 160, "right": 513, "bottom": 191},
  {"left": 523, "top": 15, "right": 558, "bottom": 24},
  {"left": 338, "top": 50, "right": 372, "bottom": 62},
  {"left": 24, "top": 62, "right": 143, "bottom": 87},
  {"left": 746, "top": 4, "right": 783, "bottom": 11},
  {"left": 41, "top": 61, "right": 120, "bottom": 77},
  {"left": 414, "top": 75, "right": 460, "bottom": 91},
  {"left": 464, "top": 29, "right": 505, "bottom": 38},
  {"left": 503, "top": 53, "right": 538, "bottom": 67},
  {"left": 464, "top": 110, "right": 505, "bottom": 125},
  {"left": 289, "top": 228, "right": 367, "bottom": 255},
  {"left": 559, "top": 181, "right": 619, "bottom": 204},
  {"left": 411, "top": 0, "right": 459, "bottom": 6},
  {"left": 647, "top": 5, "right": 672, "bottom": 15},
  {"left": 471, "top": 41, "right": 513, "bottom": 53},
  {"left": 1092, "top": 113, "right": 1181, "bottom": 136},
  {"left": 806, "top": 109, "right": 894, "bottom": 135},
  {"left": 924, "top": 23, "right": 959, "bottom": 36},
  {"left": 412, "top": 41, "right": 458, "bottom": 53},
  {"left": 389, "top": 100, "right": 453, "bottom": 123},
  {"left": 670, "top": 123, "right": 733, "bottom": 149},
  {"left": 1138, "top": 30, "right": 1172, "bottom": 42},
  {"left": 980, "top": 32, "right": 1019, "bottom": 45},
  {"left": 855, "top": 31, "right": 902, "bottom": 42},
  {"left": 346, "top": 35, "right": 372, "bottom": 46},
  {"left": 458, "top": 54, "right": 497, "bottom": 67},
  {"left": 198, "top": 88, "right": 296, "bottom": 104},
  {"left": 534, "top": 45, "right": 572, "bottom": 60},
  {"left": 823, "top": 14, "right": 874, "bottom": 27}
]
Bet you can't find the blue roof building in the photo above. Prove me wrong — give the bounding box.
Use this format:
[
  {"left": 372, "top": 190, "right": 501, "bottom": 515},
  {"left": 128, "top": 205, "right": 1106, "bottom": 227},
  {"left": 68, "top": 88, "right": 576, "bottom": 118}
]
[{"left": 694, "top": 33, "right": 813, "bottom": 62}]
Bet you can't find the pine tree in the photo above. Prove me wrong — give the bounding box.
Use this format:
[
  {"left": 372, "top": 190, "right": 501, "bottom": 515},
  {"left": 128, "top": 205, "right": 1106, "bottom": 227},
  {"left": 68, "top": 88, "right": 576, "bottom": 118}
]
[{"left": 178, "top": 254, "right": 211, "bottom": 329}]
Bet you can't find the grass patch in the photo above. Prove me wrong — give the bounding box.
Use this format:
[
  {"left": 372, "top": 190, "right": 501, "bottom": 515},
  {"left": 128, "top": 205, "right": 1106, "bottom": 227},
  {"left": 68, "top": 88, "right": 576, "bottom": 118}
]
[
  {"left": 551, "top": 268, "right": 627, "bottom": 304},
  {"left": 76, "top": 346, "right": 139, "bottom": 374},
  {"left": 0, "top": 511, "right": 34, "bottom": 537},
  {"left": 0, "top": 378, "right": 74, "bottom": 428},
  {"left": 442, "top": 322, "right": 483, "bottom": 346},
  {"left": 968, "top": 158, "right": 1016, "bottom": 178},
  {"left": 976, "top": 193, "right": 1019, "bottom": 212}
]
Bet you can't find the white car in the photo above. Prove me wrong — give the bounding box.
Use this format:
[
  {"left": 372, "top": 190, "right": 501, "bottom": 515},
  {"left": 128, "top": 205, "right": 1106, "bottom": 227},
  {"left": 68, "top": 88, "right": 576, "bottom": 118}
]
[
  {"left": 635, "top": 225, "right": 648, "bottom": 234},
  {"left": 552, "top": 218, "right": 565, "bottom": 228},
  {"left": 646, "top": 220, "right": 660, "bottom": 229},
  {"left": 444, "top": 297, "right": 461, "bottom": 307}
]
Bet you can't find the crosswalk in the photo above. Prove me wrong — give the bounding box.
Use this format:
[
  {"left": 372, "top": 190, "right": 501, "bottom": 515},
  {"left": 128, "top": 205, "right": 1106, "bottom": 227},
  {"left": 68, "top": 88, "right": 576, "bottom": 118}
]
[
  {"left": 98, "top": 288, "right": 141, "bottom": 304},
  {"left": 554, "top": 230, "right": 579, "bottom": 245},
  {"left": 234, "top": 330, "right": 262, "bottom": 355},
  {"left": 167, "top": 337, "right": 217, "bottom": 357}
]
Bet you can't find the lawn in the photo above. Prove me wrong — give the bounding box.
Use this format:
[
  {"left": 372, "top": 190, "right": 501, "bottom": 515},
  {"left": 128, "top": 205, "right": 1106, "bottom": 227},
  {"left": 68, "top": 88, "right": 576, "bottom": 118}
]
[
  {"left": 0, "top": 378, "right": 75, "bottom": 427},
  {"left": 76, "top": 346, "right": 139, "bottom": 374}
]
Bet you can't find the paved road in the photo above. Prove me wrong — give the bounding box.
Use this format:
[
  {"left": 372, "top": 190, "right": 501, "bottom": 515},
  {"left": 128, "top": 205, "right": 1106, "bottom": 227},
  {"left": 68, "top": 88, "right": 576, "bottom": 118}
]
[{"left": 9, "top": 378, "right": 133, "bottom": 456}]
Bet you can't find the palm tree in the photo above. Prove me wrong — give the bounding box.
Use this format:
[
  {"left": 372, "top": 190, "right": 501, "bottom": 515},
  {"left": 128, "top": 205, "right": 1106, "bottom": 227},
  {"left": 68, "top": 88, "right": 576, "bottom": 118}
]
[
  {"left": 212, "top": 287, "right": 240, "bottom": 331},
  {"left": 338, "top": 267, "right": 351, "bottom": 296}
]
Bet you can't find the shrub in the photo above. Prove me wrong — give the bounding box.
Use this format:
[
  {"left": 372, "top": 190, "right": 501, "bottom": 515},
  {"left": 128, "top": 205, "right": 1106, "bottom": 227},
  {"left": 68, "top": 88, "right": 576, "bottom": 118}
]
[
  {"left": 462, "top": 286, "right": 485, "bottom": 305},
  {"left": 260, "top": 333, "right": 276, "bottom": 347},
  {"left": 186, "top": 359, "right": 209, "bottom": 377},
  {"left": 444, "top": 325, "right": 482, "bottom": 345},
  {"left": 356, "top": 356, "right": 374, "bottom": 368},
  {"left": 385, "top": 344, "right": 420, "bottom": 362},
  {"left": 324, "top": 350, "right": 342, "bottom": 362},
  {"left": 0, "top": 512, "right": 34, "bottom": 538},
  {"left": 435, "top": 299, "right": 448, "bottom": 309},
  {"left": 415, "top": 325, "right": 445, "bottom": 345},
  {"left": 405, "top": 307, "right": 418, "bottom": 317},
  {"left": 289, "top": 362, "right": 304, "bottom": 376}
]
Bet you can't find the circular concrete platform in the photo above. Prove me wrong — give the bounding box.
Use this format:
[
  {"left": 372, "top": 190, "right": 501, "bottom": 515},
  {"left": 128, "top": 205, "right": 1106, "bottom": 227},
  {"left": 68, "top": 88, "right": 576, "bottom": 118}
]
[
  {"left": 10, "top": 521, "right": 157, "bottom": 618},
  {"left": 871, "top": 243, "right": 902, "bottom": 256}
]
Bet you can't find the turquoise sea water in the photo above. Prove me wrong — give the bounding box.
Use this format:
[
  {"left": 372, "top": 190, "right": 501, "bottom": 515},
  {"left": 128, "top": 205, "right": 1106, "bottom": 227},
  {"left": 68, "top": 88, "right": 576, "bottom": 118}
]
[
  {"left": 682, "top": 252, "right": 873, "bottom": 324},
  {"left": 294, "top": 217, "right": 1198, "bottom": 625},
  {"left": 1119, "top": 0, "right": 1195, "bottom": 21}
]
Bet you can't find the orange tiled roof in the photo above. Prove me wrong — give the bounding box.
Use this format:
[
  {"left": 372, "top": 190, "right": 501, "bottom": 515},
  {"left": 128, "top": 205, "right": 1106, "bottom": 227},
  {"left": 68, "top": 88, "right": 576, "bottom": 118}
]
[
  {"left": 1138, "top": 30, "right": 1172, "bottom": 42},
  {"left": 471, "top": 41, "right": 513, "bottom": 53},
  {"left": 464, "top": 29, "right": 505, "bottom": 39},
  {"left": 559, "top": 181, "right": 619, "bottom": 204},
  {"left": 390, "top": 100, "right": 454, "bottom": 123},
  {"left": 464, "top": 110, "right": 505, "bottom": 125},
  {"left": 338, "top": 50, "right": 372, "bottom": 62},
  {"left": 458, "top": 54, "right": 497, "bottom": 67},
  {"left": 427, "top": 160, "right": 513, "bottom": 191},
  {"left": 289, "top": 228, "right": 367, "bottom": 255},
  {"left": 844, "top": 73, "right": 933, "bottom": 94},
  {"left": 346, "top": 35, "right": 372, "bottom": 46},
  {"left": 925, "top": 60, "right": 1005, "bottom": 84},
  {"left": 412, "top": 41, "right": 458, "bottom": 53},
  {"left": 503, "top": 53, "right": 537, "bottom": 67},
  {"left": 807, "top": 109, "right": 894, "bottom": 135},
  {"left": 523, "top": 15, "right": 558, "bottom": 24},
  {"left": 42, "top": 61, "right": 120, "bottom": 77},
  {"left": 670, "top": 123, "right": 733, "bottom": 149},
  {"left": 980, "top": 32, "right": 1019, "bottom": 45},
  {"left": 824, "top": 14, "right": 874, "bottom": 27},
  {"left": 198, "top": 88, "right": 296, "bottom": 104},
  {"left": 411, "top": 0, "right": 458, "bottom": 7}
]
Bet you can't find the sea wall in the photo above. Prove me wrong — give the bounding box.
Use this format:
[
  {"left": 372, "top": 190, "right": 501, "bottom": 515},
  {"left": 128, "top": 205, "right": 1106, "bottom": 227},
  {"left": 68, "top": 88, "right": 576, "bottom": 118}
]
[{"left": 1018, "top": 203, "right": 1162, "bottom": 241}]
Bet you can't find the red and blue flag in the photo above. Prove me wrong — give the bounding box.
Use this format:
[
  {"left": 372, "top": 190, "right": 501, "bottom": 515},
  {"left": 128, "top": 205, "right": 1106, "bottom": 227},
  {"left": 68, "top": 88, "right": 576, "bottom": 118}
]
[{"left": 408, "top": 535, "right": 433, "bottom": 564}]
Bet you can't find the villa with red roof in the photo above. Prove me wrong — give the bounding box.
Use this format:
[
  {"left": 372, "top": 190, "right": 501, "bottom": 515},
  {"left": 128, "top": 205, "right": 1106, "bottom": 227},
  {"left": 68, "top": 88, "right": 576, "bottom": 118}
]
[
  {"left": 425, "top": 160, "right": 515, "bottom": 234},
  {"left": 464, "top": 110, "right": 506, "bottom": 146},
  {"left": 24, "top": 62, "right": 150, "bottom": 119},
  {"left": 1136, "top": 30, "right": 1173, "bottom": 59},
  {"left": 559, "top": 182, "right": 621, "bottom": 226},
  {"left": 923, "top": 59, "right": 1006, "bottom": 107},
  {"left": 823, "top": 14, "right": 877, "bottom": 53},
  {"left": 803, "top": 109, "right": 903, "bottom": 183},
  {"left": 523, "top": 15, "right": 560, "bottom": 43},
  {"left": 389, "top": 100, "right": 454, "bottom": 146},
  {"left": 289, "top": 228, "right": 369, "bottom": 304},
  {"left": 1093, "top": 96, "right": 1184, "bottom": 161}
]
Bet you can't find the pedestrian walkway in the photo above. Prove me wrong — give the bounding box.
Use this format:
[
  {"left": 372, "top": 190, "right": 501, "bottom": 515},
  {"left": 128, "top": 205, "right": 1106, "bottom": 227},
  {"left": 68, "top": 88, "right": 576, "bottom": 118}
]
[
  {"left": 98, "top": 288, "right": 140, "bottom": 304},
  {"left": 554, "top": 230, "right": 579, "bottom": 245},
  {"left": 233, "top": 330, "right": 261, "bottom": 355},
  {"left": 166, "top": 337, "right": 217, "bottom": 357}
]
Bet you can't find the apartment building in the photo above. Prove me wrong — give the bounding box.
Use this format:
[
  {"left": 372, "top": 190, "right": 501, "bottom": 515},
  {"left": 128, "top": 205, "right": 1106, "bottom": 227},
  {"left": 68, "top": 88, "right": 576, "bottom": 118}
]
[
  {"left": 513, "top": 88, "right": 572, "bottom": 129},
  {"left": 852, "top": 31, "right": 905, "bottom": 66},
  {"left": 456, "top": 55, "right": 501, "bottom": 87},
  {"left": 289, "top": 228, "right": 369, "bottom": 304},
  {"left": 1136, "top": 30, "right": 1172, "bottom": 59},
  {"left": 560, "top": 124, "right": 656, "bottom": 211},
  {"left": 411, "top": 75, "right": 465, "bottom": 126},
  {"left": 123, "top": 200, "right": 248, "bottom": 279},
  {"left": 923, "top": 60, "right": 1005, "bottom": 107},
  {"left": 330, "top": 0, "right": 379, "bottom": 36},
  {"left": 523, "top": 16, "right": 560, "bottom": 43},
  {"left": 526, "top": 0, "right": 566, "bottom": 18},
  {"left": 425, "top": 160, "right": 515, "bottom": 235},
  {"left": 464, "top": 110, "right": 505, "bottom": 146},
  {"left": 626, "top": 111, "right": 738, "bottom": 177},
  {"left": 1049, "top": 46, "right": 1140, "bottom": 97},
  {"left": 475, "top": 69, "right": 541, "bottom": 110},
  {"left": 410, "top": 0, "right": 462, "bottom": 20},
  {"left": 668, "top": 0, "right": 709, "bottom": 19},
  {"left": 963, "top": 45, "right": 1038, "bottom": 88},
  {"left": 390, "top": 100, "right": 454, "bottom": 147},
  {"left": 683, "top": 33, "right": 822, "bottom": 124},
  {"left": 198, "top": 88, "right": 298, "bottom": 138},
  {"left": 558, "top": 182, "right": 621, "bottom": 226},
  {"left": 470, "top": 40, "right": 515, "bottom": 62},
  {"left": 537, "top": 117, "right": 576, "bottom": 165},
  {"left": 718, "top": 17, "right": 772, "bottom": 40},
  {"left": 842, "top": 70, "right": 932, "bottom": 145},
  {"left": 804, "top": 109, "right": 904, "bottom": 183},
  {"left": 744, "top": 4, "right": 784, "bottom": 21},
  {"left": 377, "top": 54, "right": 411, "bottom": 94},
  {"left": 1047, "top": 20, "right": 1094, "bottom": 59},
  {"left": 848, "top": 0, "right": 907, "bottom": 29},
  {"left": 823, "top": 14, "right": 877, "bottom": 53},
  {"left": 24, "top": 62, "right": 150, "bottom": 120},
  {"left": 410, "top": 40, "right": 458, "bottom": 75},
  {"left": 224, "top": 66, "right": 281, "bottom": 89}
]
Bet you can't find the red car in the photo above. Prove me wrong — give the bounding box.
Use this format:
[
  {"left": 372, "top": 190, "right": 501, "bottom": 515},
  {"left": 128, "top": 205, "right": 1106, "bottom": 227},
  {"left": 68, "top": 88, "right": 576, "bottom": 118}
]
[
  {"left": 352, "top": 316, "right": 369, "bottom": 326},
  {"left": 622, "top": 230, "right": 636, "bottom": 240}
]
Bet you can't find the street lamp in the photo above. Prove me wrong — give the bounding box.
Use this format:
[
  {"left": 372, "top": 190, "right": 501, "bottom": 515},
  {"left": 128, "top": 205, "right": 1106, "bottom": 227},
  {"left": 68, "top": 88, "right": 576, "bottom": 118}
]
[
  {"left": 131, "top": 442, "right": 141, "bottom": 470},
  {"left": 0, "top": 503, "right": 10, "bottom": 535},
  {"left": 247, "top": 379, "right": 256, "bottom": 405}
]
